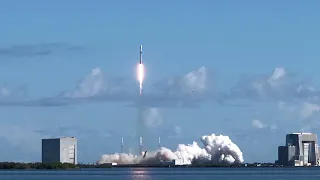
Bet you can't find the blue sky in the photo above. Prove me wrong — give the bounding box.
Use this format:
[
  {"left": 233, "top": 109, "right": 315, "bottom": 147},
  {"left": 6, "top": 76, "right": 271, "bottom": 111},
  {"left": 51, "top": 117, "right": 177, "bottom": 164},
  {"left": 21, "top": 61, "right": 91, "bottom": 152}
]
[{"left": 0, "top": 0, "right": 320, "bottom": 163}]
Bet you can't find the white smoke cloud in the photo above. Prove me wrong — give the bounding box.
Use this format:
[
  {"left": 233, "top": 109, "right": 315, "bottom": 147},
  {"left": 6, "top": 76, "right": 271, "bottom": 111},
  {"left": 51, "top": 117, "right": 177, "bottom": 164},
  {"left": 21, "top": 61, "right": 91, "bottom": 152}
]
[
  {"left": 226, "top": 67, "right": 317, "bottom": 102},
  {"left": 0, "top": 124, "right": 43, "bottom": 153},
  {"left": 0, "top": 87, "right": 11, "bottom": 97},
  {"left": 278, "top": 101, "right": 294, "bottom": 112},
  {"left": 37, "top": 66, "right": 214, "bottom": 108},
  {"left": 278, "top": 101, "right": 320, "bottom": 119},
  {"left": 251, "top": 119, "right": 277, "bottom": 132},
  {"left": 276, "top": 101, "right": 320, "bottom": 133},
  {"left": 0, "top": 84, "right": 28, "bottom": 99},
  {"left": 154, "top": 66, "right": 212, "bottom": 96},
  {"left": 269, "top": 124, "right": 278, "bottom": 131},
  {"left": 97, "top": 133, "right": 244, "bottom": 165},
  {"left": 65, "top": 66, "right": 212, "bottom": 101},
  {"left": 62, "top": 68, "right": 106, "bottom": 98},
  {"left": 300, "top": 102, "right": 320, "bottom": 119},
  {"left": 177, "top": 66, "right": 209, "bottom": 94},
  {"left": 60, "top": 68, "right": 132, "bottom": 99},
  {"left": 252, "top": 119, "right": 266, "bottom": 129},
  {"left": 165, "top": 125, "right": 183, "bottom": 139},
  {"left": 1, "top": 66, "right": 319, "bottom": 109},
  {"left": 267, "top": 68, "right": 286, "bottom": 88},
  {"left": 143, "top": 108, "right": 162, "bottom": 128},
  {"left": 0, "top": 84, "right": 30, "bottom": 106},
  {"left": 174, "top": 126, "right": 182, "bottom": 136}
]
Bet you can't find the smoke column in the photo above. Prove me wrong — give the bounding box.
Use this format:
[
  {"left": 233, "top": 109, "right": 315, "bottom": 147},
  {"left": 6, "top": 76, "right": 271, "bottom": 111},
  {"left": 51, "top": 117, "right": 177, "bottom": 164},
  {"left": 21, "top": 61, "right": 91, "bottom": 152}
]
[{"left": 97, "top": 133, "right": 244, "bottom": 165}]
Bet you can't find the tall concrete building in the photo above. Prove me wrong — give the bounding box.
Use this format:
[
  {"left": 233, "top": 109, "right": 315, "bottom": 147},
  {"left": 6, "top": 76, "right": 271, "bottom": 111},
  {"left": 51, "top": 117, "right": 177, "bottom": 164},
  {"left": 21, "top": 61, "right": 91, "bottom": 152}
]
[
  {"left": 276, "top": 133, "right": 320, "bottom": 166},
  {"left": 42, "top": 137, "right": 77, "bottom": 164}
]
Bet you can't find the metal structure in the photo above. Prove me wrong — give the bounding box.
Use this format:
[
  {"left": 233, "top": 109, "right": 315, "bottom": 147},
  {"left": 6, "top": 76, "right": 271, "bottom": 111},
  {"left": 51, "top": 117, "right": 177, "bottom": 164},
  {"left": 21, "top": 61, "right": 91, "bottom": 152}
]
[
  {"left": 276, "top": 133, "right": 320, "bottom": 166},
  {"left": 121, "top": 137, "right": 124, "bottom": 153},
  {"left": 42, "top": 137, "right": 77, "bottom": 164},
  {"left": 139, "top": 136, "right": 143, "bottom": 154}
]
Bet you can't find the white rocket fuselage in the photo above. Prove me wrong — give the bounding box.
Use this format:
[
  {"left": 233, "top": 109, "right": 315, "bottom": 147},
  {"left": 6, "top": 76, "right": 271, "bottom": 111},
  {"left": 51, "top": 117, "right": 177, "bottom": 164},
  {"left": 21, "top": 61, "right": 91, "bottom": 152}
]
[{"left": 139, "top": 45, "right": 142, "bottom": 64}]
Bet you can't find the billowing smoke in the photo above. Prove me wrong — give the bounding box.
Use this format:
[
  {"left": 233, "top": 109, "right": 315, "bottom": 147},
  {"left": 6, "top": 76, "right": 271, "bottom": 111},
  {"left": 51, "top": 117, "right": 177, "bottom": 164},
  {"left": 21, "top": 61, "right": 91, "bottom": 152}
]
[{"left": 97, "top": 133, "right": 244, "bottom": 165}]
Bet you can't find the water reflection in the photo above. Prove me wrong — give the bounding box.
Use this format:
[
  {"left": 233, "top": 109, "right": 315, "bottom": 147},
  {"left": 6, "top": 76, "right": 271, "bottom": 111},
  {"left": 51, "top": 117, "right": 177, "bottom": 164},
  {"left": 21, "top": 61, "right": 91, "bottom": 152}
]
[{"left": 131, "top": 168, "right": 151, "bottom": 180}]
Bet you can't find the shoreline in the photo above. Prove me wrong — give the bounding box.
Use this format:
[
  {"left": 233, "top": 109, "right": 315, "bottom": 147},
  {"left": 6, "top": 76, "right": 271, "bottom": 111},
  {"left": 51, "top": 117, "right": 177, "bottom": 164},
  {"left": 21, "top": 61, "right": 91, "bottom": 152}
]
[{"left": 0, "top": 162, "right": 317, "bottom": 169}]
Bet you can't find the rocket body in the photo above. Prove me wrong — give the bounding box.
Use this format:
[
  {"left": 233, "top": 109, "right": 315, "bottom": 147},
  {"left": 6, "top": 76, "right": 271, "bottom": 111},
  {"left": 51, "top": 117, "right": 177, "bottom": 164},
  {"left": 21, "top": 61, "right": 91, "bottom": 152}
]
[{"left": 139, "top": 45, "right": 142, "bottom": 64}]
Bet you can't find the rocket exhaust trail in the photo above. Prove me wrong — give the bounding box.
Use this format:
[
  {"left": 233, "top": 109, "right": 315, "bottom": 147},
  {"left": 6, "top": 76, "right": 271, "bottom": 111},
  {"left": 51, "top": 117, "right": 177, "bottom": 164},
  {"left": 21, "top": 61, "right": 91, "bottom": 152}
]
[{"left": 137, "top": 95, "right": 144, "bottom": 154}]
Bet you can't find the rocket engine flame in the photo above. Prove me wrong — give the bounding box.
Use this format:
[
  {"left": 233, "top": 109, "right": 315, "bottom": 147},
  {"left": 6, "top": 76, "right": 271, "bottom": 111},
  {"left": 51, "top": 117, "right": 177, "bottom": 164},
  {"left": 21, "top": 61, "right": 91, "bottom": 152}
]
[{"left": 137, "top": 63, "right": 145, "bottom": 95}]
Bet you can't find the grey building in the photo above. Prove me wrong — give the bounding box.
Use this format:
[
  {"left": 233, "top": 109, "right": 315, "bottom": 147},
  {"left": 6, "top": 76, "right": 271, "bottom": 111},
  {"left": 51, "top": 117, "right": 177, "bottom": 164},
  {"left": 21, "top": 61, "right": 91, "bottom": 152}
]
[
  {"left": 276, "top": 133, "right": 320, "bottom": 166},
  {"left": 42, "top": 137, "right": 77, "bottom": 164},
  {"left": 277, "top": 145, "right": 296, "bottom": 166}
]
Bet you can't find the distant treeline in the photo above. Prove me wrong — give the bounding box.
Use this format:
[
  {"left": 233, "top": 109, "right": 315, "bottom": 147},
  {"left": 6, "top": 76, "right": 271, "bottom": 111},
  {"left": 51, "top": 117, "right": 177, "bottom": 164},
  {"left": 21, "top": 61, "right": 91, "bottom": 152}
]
[
  {"left": 0, "top": 162, "right": 99, "bottom": 169},
  {"left": 0, "top": 162, "right": 304, "bottom": 169}
]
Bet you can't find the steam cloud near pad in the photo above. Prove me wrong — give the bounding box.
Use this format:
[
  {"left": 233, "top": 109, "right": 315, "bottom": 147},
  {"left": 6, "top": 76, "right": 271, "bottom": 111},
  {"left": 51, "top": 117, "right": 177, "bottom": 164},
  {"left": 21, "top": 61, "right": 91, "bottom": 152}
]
[{"left": 97, "top": 133, "right": 244, "bottom": 165}]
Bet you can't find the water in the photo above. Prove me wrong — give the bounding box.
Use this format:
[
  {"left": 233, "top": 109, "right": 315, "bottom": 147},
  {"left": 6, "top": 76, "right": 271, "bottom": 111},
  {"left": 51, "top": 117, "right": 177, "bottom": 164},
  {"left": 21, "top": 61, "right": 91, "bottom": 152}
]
[{"left": 0, "top": 167, "right": 319, "bottom": 180}]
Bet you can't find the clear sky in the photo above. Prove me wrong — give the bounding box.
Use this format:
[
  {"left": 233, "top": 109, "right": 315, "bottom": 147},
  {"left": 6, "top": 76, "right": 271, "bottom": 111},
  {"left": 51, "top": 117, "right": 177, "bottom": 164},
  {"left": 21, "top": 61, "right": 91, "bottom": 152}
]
[{"left": 0, "top": 0, "right": 320, "bottom": 163}]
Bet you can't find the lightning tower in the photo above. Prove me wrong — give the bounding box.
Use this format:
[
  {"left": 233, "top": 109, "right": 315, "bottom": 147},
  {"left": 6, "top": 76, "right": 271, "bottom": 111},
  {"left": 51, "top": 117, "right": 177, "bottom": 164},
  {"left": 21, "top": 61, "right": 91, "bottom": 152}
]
[
  {"left": 140, "top": 136, "right": 143, "bottom": 154},
  {"left": 121, "top": 137, "right": 124, "bottom": 153}
]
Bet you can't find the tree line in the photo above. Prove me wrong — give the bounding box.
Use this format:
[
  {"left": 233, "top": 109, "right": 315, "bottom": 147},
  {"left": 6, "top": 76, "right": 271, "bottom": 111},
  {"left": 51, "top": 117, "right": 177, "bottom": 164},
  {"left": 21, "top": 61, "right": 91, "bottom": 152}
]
[
  {"left": 0, "top": 162, "right": 296, "bottom": 169},
  {"left": 0, "top": 162, "right": 98, "bottom": 169}
]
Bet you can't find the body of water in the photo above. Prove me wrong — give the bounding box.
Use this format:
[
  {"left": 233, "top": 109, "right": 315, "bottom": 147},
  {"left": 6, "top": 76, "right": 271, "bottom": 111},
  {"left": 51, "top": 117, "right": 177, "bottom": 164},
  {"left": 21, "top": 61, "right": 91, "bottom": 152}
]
[{"left": 0, "top": 167, "right": 319, "bottom": 180}]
